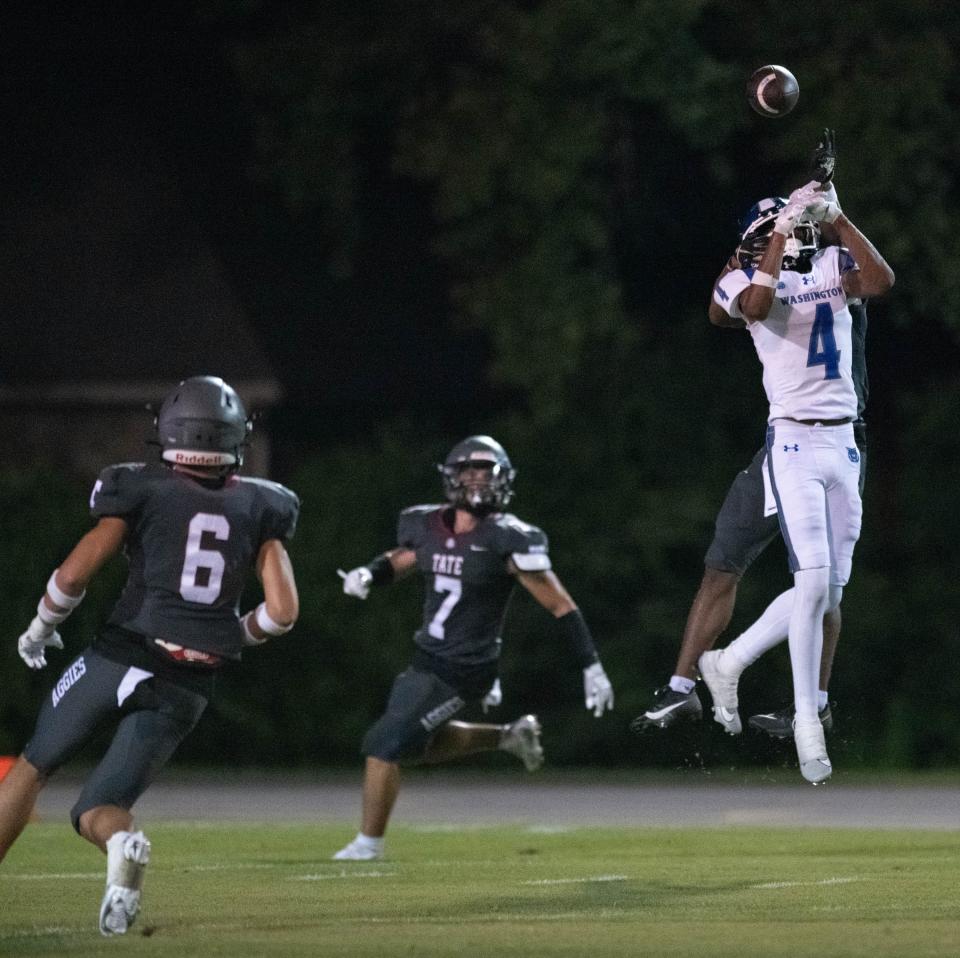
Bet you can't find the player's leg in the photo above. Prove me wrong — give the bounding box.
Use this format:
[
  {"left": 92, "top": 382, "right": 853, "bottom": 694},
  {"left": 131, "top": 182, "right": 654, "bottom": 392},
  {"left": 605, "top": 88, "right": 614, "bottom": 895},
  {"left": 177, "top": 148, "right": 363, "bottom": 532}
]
[
  {"left": 422, "top": 716, "right": 544, "bottom": 771},
  {"left": 0, "top": 649, "right": 128, "bottom": 862},
  {"left": 334, "top": 666, "right": 467, "bottom": 861},
  {"left": 634, "top": 446, "right": 779, "bottom": 732},
  {"left": 766, "top": 421, "right": 836, "bottom": 783},
  {"left": 0, "top": 757, "right": 44, "bottom": 861},
  {"left": 71, "top": 672, "right": 208, "bottom": 936}
]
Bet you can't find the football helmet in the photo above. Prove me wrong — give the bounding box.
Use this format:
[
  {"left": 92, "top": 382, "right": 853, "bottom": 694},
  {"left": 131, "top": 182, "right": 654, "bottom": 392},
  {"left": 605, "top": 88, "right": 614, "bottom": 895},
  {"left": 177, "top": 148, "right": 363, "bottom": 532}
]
[
  {"left": 154, "top": 376, "right": 250, "bottom": 471},
  {"left": 736, "top": 196, "right": 820, "bottom": 271},
  {"left": 439, "top": 435, "right": 515, "bottom": 513}
]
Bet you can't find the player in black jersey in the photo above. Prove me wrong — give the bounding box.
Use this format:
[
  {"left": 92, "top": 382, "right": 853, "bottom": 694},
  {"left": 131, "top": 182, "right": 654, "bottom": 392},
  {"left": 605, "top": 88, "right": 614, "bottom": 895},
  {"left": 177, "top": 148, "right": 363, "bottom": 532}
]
[
  {"left": 332, "top": 435, "right": 614, "bottom": 861},
  {"left": 0, "top": 376, "right": 300, "bottom": 936}
]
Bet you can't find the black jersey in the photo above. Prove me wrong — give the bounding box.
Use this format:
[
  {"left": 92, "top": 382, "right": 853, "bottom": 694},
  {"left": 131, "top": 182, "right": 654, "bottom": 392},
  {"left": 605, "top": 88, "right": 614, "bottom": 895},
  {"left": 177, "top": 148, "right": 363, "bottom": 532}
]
[
  {"left": 397, "top": 504, "right": 550, "bottom": 667},
  {"left": 90, "top": 462, "right": 299, "bottom": 659}
]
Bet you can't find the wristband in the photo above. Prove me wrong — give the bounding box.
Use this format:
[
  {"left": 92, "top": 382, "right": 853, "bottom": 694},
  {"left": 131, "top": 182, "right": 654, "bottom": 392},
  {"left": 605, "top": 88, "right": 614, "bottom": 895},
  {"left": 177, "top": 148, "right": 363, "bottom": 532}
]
[
  {"left": 255, "top": 602, "right": 293, "bottom": 636},
  {"left": 556, "top": 608, "right": 599, "bottom": 670},
  {"left": 241, "top": 612, "right": 268, "bottom": 646},
  {"left": 46, "top": 570, "right": 85, "bottom": 610},
  {"left": 366, "top": 554, "right": 395, "bottom": 587},
  {"left": 750, "top": 270, "right": 777, "bottom": 288},
  {"left": 35, "top": 601, "right": 67, "bottom": 628}
]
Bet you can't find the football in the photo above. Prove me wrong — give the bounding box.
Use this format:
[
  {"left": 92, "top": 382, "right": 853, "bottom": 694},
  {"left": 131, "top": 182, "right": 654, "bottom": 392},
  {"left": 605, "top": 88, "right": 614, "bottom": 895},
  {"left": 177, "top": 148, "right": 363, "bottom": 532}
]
[{"left": 746, "top": 64, "right": 799, "bottom": 118}]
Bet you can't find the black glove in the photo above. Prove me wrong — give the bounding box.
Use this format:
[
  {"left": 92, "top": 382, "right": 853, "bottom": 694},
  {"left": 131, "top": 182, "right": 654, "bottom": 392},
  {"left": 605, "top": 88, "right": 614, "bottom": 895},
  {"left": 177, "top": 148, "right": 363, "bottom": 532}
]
[{"left": 811, "top": 128, "right": 836, "bottom": 184}]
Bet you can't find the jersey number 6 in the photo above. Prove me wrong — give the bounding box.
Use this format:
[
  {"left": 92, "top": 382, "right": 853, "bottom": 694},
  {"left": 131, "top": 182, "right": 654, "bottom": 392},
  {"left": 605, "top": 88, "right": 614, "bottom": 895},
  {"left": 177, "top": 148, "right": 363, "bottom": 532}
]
[{"left": 180, "top": 513, "right": 230, "bottom": 604}]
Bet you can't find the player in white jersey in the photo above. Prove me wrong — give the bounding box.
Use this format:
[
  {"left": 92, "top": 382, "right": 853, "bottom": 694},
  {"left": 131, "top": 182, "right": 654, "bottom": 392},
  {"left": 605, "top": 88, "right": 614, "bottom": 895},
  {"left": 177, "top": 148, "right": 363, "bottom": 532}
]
[{"left": 709, "top": 180, "right": 893, "bottom": 783}]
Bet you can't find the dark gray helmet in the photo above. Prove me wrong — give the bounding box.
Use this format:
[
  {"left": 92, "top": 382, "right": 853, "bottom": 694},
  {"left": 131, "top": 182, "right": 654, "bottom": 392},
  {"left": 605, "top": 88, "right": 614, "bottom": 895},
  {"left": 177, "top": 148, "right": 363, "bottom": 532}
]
[
  {"left": 155, "top": 376, "right": 250, "bottom": 470},
  {"left": 438, "top": 435, "right": 515, "bottom": 512}
]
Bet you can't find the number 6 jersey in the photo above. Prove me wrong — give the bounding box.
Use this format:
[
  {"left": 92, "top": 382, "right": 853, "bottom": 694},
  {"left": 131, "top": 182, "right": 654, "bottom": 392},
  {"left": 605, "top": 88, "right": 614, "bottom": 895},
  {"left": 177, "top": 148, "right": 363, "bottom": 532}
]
[
  {"left": 90, "top": 462, "right": 300, "bottom": 659},
  {"left": 714, "top": 246, "right": 858, "bottom": 422}
]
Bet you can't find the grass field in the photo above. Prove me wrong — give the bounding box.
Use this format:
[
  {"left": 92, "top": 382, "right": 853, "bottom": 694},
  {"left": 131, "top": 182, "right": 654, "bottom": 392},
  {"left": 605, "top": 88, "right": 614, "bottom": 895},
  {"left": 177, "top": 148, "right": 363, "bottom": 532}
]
[{"left": 3, "top": 822, "right": 960, "bottom": 957}]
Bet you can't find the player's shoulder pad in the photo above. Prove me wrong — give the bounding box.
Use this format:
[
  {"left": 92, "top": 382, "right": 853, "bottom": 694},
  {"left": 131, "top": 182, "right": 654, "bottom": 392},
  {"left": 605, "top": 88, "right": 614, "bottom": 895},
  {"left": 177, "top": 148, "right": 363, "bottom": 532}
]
[
  {"left": 397, "top": 504, "right": 443, "bottom": 549},
  {"left": 491, "top": 513, "right": 551, "bottom": 571},
  {"left": 89, "top": 462, "right": 149, "bottom": 518},
  {"left": 238, "top": 477, "right": 301, "bottom": 541}
]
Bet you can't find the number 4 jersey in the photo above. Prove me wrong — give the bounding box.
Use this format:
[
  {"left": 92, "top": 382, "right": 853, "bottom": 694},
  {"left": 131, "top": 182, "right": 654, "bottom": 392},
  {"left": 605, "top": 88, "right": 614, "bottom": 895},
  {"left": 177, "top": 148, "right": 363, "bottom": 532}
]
[
  {"left": 90, "top": 462, "right": 300, "bottom": 659},
  {"left": 714, "top": 246, "right": 858, "bottom": 422},
  {"left": 398, "top": 504, "right": 550, "bottom": 668}
]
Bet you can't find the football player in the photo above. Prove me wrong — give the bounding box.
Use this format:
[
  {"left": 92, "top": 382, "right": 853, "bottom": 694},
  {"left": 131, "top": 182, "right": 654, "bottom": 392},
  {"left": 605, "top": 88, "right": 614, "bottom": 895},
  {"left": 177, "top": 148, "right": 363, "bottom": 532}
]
[
  {"left": 632, "top": 133, "right": 872, "bottom": 748},
  {"left": 692, "top": 163, "right": 893, "bottom": 783},
  {"left": 332, "top": 435, "right": 613, "bottom": 861},
  {"left": 0, "top": 376, "right": 300, "bottom": 935}
]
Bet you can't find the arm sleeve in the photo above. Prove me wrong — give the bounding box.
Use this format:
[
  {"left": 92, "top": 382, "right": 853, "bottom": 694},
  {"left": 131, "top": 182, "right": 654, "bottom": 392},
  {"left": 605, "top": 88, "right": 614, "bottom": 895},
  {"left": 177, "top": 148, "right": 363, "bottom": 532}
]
[
  {"left": 713, "top": 269, "right": 753, "bottom": 321},
  {"left": 89, "top": 464, "right": 146, "bottom": 520}
]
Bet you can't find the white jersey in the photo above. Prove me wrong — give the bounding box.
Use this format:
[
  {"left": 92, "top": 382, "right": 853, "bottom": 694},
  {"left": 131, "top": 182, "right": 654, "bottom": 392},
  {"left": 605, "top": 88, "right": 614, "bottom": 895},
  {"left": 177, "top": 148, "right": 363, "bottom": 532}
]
[{"left": 714, "top": 246, "right": 858, "bottom": 421}]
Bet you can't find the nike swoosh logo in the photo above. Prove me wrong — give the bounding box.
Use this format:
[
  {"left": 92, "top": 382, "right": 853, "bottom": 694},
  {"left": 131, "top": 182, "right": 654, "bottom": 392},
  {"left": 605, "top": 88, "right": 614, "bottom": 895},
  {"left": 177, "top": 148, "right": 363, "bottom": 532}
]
[
  {"left": 470, "top": 545, "right": 488, "bottom": 552},
  {"left": 718, "top": 708, "right": 738, "bottom": 722},
  {"left": 645, "top": 702, "right": 689, "bottom": 720}
]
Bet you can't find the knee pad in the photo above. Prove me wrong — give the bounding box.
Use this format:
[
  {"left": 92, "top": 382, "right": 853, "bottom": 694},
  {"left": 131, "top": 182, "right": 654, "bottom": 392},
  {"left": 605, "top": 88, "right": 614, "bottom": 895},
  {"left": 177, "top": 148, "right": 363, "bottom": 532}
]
[{"left": 794, "top": 567, "right": 831, "bottom": 618}]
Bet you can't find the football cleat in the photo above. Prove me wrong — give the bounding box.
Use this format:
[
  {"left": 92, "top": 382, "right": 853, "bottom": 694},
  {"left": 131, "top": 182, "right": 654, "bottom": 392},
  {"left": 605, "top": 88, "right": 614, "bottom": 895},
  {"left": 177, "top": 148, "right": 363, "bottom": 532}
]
[
  {"left": 500, "top": 714, "right": 544, "bottom": 771},
  {"left": 332, "top": 837, "right": 383, "bottom": 861},
  {"left": 100, "top": 829, "right": 150, "bottom": 936},
  {"left": 99, "top": 886, "right": 141, "bottom": 936},
  {"left": 697, "top": 650, "right": 742, "bottom": 735},
  {"left": 748, "top": 702, "right": 833, "bottom": 740},
  {"left": 794, "top": 717, "right": 832, "bottom": 785},
  {"left": 630, "top": 686, "right": 703, "bottom": 732}
]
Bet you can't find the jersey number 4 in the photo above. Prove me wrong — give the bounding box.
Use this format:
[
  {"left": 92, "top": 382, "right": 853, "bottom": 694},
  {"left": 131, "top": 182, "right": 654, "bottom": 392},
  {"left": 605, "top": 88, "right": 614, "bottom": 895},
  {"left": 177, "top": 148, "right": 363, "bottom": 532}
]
[
  {"left": 807, "top": 303, "right": 841, "bottom": 380},
  {"left": 180, "top": 513, "right": 230, "bottom": 604}
]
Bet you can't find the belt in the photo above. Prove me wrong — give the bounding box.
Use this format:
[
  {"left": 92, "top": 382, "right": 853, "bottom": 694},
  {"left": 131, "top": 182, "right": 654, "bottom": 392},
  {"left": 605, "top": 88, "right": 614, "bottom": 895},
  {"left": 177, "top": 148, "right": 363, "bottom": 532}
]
[
  {"left": 784, "top": 417, "right": 853, "bottom": 427},
  {"left": 154, "top": 639, "right": 223, "bottom": 667}
]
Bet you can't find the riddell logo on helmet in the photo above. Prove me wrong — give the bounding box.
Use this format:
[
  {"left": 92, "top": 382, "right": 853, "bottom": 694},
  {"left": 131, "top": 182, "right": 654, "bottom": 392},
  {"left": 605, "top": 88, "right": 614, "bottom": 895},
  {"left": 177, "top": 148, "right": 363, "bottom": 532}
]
[{"left": 169, "top": 451, "right": 234, "bottom": 465}]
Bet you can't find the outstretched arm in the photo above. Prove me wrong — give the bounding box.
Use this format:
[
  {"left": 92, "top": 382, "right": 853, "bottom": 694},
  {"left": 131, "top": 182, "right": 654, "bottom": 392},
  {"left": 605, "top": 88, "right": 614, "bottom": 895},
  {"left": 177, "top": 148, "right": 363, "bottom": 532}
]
[
  {"left": 339, "top": 548, "right": 417, "bottom": 599},
  {"left": 17, "top": 517, "right": 128, "bottom": 669},
  {"left": 512, "top": 566, "right": 613, "bottom": 716},
  {"left": 709, "top": 256, "right": 746, "bottom": 328},
  {"left": 835, "top": 216, "right": 895, "bottom": 298}
]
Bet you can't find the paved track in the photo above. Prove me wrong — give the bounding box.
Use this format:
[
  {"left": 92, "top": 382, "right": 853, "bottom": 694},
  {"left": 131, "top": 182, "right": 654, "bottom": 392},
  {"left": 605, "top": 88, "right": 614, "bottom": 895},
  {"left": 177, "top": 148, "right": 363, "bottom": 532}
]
[{"left": 34, "top": 770, "right": 960, "bottom": 830}]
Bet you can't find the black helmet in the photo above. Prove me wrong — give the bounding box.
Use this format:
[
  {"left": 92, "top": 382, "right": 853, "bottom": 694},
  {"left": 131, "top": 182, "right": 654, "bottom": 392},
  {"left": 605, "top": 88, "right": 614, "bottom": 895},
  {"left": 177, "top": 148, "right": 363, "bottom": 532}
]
[
  {"left": 155, "top": 376, "right": 250, "bottom": 470},
  {"left": 438, "top": 435, "right": 515, "bottom": 513}
]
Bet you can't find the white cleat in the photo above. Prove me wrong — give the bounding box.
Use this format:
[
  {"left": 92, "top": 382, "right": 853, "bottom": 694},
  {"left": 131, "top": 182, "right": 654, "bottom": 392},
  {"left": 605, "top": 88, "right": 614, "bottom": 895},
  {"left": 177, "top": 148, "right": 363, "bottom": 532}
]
[
  {"left": 100, "top": 829, "right": 150, "bottom": 936},
  {"left": 698, "top": 650, "right": 742, "bottom": 735},
  {"left": 332, "top": 838, "right": 383, "bottom": 861},
  {"left": 500, "top": 714, "right": 544, "bottom": 772},
  {"left": 99, "top": 885, "right": 141, "bottom": 936},
  {"left": 795, "top": 717, "right": 832, "bottom": 785}
]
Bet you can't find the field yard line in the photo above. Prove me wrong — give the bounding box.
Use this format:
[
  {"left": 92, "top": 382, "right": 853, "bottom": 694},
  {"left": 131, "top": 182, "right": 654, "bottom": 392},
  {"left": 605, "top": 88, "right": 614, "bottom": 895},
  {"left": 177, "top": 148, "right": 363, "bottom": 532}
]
[
  {"left": 0, "top": 872, "right": 101, "bottom": 880},
  {"left": 292, "top": 870, "right": 395, "bottom": 880},
  {"left": 752, "top": 876, "right": 865, "bottom": 889},
  {"left": 521, "top": 874, "right": 628, "bottom": 885}
]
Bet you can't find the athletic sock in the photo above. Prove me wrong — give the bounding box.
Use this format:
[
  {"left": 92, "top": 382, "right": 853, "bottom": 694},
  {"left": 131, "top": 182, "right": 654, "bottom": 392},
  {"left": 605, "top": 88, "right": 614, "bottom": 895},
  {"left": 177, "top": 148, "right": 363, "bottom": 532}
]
[
  {"left": 817, "top": 690, "right": 829, "bottom": 711},
  {"left": 724, "top": 587, "right": 795, "bottom": 670},
  {"left": 668, "top": 675, "right": 696, "bottom": 695}
]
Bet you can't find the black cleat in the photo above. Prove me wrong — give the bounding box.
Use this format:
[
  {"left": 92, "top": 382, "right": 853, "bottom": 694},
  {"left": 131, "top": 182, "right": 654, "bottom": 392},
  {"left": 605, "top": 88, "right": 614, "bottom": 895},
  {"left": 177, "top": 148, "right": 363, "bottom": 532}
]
[
  {"left": 630, "top": 687, "right": 703, "bottom": 732},
  {"left": 748, "top": 703, "right": 834, "bottom": 740}
]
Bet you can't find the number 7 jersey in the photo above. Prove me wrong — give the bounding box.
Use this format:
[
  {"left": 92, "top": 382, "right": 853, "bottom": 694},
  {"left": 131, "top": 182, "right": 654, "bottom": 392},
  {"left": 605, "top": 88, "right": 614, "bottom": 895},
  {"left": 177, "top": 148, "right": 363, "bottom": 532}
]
[
  {"left": 714, "top": 246, "right": 858, "bottom": 422},
  {"left": 90, "top": 462, "right": 300, "bottom": 659}
]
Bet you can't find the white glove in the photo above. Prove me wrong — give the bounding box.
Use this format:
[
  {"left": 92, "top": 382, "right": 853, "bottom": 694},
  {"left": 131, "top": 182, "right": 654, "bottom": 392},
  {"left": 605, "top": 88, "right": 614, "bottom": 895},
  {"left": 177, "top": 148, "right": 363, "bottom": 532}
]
[
  {"left": 481, "top": 678, "right": 502, "bottom": 714},
  {"left": 583, "top": 662, "right": 614, "bottom": 717},
  {"left": 805, "top": 181, "right": 842, "bottom": 224},
  {"left": 774, "top": 180, "right": 821, "bottom": 235},
  {"left": 338, "top": 566, "right": 373, "bottom": 600},
  {"left": 18, "top": 616, "right": 64, "bottom": 670}
]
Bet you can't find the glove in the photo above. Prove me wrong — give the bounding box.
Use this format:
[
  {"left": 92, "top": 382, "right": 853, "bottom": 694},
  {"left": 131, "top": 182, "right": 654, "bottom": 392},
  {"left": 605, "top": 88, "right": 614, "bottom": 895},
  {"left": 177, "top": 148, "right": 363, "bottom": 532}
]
[
  {"left": 18, "top": 616, "right": 64, "bottom": 670},
  {"left": 338, "top": 566, "right": 373, "bottom": 600},
  {"left": 805, "top": 181, "right": 842, "bottom": 224},
  {"left": 811, "top": 127, "right": 836, "bottom": 184},
  {"left": 774, "top": 181, "right": 821, "bottom": 235},
  {"left": 583, "top": 662, "right": 614, "bottom": 717},
  {"left": 481, "top": 678, "right": 502, "bottom": 714}
]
